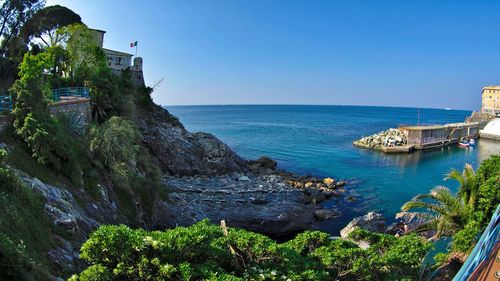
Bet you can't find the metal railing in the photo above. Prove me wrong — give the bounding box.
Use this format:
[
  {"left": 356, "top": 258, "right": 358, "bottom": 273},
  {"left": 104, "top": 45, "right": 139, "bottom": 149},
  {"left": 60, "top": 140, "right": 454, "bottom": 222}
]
[
  {"left": 453, "top": 204, "right": 500, "bottom": 280},
  {"left": 52, "top": 87, "right": 90, "bottom": 102},
  {"left": 0, "top": 95, "right": 12, "bottom": 112}
]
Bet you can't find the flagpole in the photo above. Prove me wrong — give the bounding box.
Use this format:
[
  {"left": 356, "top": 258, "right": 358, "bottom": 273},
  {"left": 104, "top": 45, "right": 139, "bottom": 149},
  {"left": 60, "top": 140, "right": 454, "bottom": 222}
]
[{"left": 135, "top": 43, "right": 138, "bottom": 57}]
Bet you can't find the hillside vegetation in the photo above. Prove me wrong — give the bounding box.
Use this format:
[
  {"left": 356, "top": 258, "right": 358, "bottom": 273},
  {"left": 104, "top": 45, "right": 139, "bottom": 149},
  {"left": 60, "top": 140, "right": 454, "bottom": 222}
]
[{"left": 0, "top": 2, "right": 498, "bottom": 280}]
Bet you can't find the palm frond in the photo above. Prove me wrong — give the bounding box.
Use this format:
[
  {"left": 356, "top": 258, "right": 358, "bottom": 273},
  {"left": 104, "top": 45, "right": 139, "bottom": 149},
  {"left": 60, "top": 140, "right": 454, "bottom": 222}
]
[{"left": 445, "top": 169, "right": 464, "bottom": 185}]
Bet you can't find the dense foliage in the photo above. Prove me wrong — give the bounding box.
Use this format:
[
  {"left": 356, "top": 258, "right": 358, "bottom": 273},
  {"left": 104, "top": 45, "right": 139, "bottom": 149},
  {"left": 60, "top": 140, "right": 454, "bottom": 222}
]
[
  {"left": 400, "top": 155, "right": 499, "bottom": 267},
  {"left": 400, "top": 156, "right": 499, "bottom": 241},
  {"left": 10, "top": 49, "right": 82, "bottom": 181},
  {"left": 0, "top": 0, "right": 45, "bottom": 56},
  {"left": 70, "top": 220, "right": 431, "bottom": 281},
  {"left": 0, "top": 149, "right": 52, "bottom": 281},
  {"left": 21, "top": 4, "right": 82, "bottom": 47},
  {"left": 450, "top": 155, "right": 500, "bottom": 253}
]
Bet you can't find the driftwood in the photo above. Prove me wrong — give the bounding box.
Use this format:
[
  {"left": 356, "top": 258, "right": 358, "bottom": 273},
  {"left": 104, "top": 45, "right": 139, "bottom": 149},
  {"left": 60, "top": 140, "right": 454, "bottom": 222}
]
[{"left": 220, "top": 220, "right": 247, "bottom": 269}]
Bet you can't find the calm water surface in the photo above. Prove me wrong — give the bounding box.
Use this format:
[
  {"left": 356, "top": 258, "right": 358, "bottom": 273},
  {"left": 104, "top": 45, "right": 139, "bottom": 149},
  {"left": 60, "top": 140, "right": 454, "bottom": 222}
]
[{"left": 166, "top": 105, "right": 500, "bottom": 235}]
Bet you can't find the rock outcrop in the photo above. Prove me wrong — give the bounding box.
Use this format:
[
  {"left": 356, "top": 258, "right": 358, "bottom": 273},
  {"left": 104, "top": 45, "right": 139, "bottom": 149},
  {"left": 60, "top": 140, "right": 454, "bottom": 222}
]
[
  {"left": 13, "top": 170, "right": 126, "bottom": 272},
  {"left": 154, "top": 174, "right": 317, "bottom": 238},
  {"left": 340, "top": 212, "right": 386, "bottom": 239},
  {"left": 138, "top": 104, "right": 249, "bottom": 176},
  {"left": 353, "top": 128, "right": 407, "bottom": 150}
]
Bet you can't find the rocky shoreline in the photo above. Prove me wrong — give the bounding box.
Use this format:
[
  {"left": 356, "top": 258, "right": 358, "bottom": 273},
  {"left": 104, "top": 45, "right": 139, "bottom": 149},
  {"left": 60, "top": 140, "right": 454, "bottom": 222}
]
[
  {"left": 353, "top": 128, "right": 407, "bottom": 150},
  {"left": 156, "top": 156, "right": 352, "bottom": 239}
]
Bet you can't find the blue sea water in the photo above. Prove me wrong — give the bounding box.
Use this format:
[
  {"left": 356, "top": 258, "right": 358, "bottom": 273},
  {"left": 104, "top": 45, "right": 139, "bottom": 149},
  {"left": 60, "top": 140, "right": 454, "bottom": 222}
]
[{"left": 166, "top": 105, "right": 500, "bottom": 235}]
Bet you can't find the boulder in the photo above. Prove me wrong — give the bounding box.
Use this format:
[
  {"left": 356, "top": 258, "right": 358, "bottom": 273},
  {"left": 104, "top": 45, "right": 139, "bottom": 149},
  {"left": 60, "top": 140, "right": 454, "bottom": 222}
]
[
  {"left": 314, "top": 209, "right": 340, "bottom": 221},
  {"left": 340, "top": 212, "right": 386, "bottom": 238},
  {"left": 323, "top": 177, "right": 335, "bottom": 186},
  {"left": 248, "top": 156, "right": 278, "bottom": 174}
]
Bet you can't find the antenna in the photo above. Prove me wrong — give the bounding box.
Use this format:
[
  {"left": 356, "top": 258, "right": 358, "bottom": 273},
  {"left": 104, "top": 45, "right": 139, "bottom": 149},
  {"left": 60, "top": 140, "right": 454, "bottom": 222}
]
[{"left": 151, "top": 78, "right": 164, "bottom": 90}]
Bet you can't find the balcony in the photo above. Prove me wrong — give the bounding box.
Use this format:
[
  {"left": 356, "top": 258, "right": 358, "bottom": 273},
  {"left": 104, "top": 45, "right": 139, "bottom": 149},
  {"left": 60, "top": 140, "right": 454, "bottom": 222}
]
[
  {"left": 52, "top": 87, "right": 90, "bottom": 102},
  {"left": 0, "top": 95, "right": 12, "bottom": 112}
]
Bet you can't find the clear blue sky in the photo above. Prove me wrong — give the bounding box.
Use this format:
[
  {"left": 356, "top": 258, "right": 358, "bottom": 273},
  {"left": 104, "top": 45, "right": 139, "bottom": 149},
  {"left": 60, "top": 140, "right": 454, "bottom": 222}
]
[{"left": 47, "top": 0, "right": 500, "bottom": 110}]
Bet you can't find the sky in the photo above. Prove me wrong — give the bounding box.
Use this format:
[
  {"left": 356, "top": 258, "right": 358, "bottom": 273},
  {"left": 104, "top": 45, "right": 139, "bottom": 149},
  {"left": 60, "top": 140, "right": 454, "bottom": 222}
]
[{"left": 46, "top": 0, "right": 500, "bottom": 110}]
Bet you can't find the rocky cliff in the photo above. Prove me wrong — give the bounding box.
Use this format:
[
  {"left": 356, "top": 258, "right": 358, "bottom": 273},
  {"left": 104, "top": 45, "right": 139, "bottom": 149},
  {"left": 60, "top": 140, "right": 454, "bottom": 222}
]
[
  {"left": 1, "top": 101, "right": 338, "bottom": 275},
  {"left": 137, "top": 103, "right": 249, "bottom": 176}
]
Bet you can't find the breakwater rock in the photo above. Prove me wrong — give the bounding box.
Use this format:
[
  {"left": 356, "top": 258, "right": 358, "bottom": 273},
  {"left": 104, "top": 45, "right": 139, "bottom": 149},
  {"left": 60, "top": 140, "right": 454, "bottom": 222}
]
[
  {"left": 353, "top": 128, "right": 407, "bottom": 150},
  {"left": 155, "top": 174, "right": 320, "bottom": 238}
]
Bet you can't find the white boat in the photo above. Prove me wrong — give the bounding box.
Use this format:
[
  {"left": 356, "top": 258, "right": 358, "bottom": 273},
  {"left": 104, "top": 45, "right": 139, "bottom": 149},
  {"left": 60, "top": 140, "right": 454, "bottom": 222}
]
[{"left": 458, "top": 140, "right": 469, "bottom": 148}]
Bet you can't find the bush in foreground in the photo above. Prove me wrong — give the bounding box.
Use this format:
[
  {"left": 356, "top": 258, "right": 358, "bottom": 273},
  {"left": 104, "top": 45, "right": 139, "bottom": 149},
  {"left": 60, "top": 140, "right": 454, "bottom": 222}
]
[{"left": 70, "top": 220, "right": 431, "bottom": 281}]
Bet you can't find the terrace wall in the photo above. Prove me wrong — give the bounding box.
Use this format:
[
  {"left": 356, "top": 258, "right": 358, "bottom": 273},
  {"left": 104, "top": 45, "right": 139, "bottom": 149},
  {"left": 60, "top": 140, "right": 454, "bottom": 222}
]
[{"left": 49, "top": 99, "right": 91, "bottom": 135}]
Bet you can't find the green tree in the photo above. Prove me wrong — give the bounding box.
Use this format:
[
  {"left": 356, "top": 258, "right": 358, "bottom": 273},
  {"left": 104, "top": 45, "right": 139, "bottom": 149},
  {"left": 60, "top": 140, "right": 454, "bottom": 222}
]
[
  {"left": 89, "top": 116, "right": 140, "bottom": 178},
  {"left": 0, "top": 0, "right": 45, "bottom": 56},
  {"left": 398, "top": 186, "right": 469, "bottom": 239},
  {"left": 58, "top": 24, "right": 107, "bottom": 84},
  {"left": 21, "top": 4, "right": 81, "bottom": 47},
  {"left": 10, "top": 50, "right": 80, "bottom": 181},
  {"left": 445, "top": 163, "right": 478, "bottom": 210},
  {"left": 474, "top": 155, "right": 500, "bottom": 224}
]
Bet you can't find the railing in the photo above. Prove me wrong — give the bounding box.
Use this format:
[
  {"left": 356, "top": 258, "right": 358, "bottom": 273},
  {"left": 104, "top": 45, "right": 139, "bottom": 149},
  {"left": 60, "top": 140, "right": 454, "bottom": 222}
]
[
  {"left": 52, "top": 87, "right": 90, "bottom": 102},
  {"left": 0, "top": 95, "right": 12, "bottom": 112},
  {"left": 453, "top": 204, "right": 500, "bottom": 281}
]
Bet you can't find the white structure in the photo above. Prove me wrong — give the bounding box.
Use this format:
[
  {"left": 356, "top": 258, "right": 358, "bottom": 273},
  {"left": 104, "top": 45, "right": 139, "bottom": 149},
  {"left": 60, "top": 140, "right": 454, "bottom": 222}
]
[
  {"left": 103, "top": 48, "right": 133, "bottom": 70},
  {"left": 480, "top": 118, "right": 500, "bottom": 140},
  {"left": 89, "top": 28, "right": 142, "bottom": 72}
]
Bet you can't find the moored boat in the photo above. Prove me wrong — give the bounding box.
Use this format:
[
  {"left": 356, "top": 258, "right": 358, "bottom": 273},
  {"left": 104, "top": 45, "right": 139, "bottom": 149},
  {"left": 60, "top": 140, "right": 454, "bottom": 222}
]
[
  {"left": 469, "top": 139, "right": 476, "bottom": 146},
  {"left": 458, "top": 140, "right": 469, "bottom": 148}
]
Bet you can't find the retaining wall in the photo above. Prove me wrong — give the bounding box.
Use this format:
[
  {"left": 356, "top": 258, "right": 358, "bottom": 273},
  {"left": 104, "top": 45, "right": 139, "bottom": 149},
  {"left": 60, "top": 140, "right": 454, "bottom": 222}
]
[{"left": 49, "top": 99, "right": 91, "bottom": 135}]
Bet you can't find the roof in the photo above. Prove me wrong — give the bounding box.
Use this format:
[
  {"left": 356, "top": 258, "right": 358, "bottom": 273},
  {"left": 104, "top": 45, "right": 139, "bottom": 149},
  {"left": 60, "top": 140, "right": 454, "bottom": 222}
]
[
  {"left": 482, "top": 86, "right": 500, "bottom": 92},
  {"left": 89, "top": 28, "right": 106, "bottom": 34},
  {"left": 102, "top": 48, "right": 133, "bottom": 57},
  {"left": 399, "top": 122, "right": 479, "bottom": 131}
]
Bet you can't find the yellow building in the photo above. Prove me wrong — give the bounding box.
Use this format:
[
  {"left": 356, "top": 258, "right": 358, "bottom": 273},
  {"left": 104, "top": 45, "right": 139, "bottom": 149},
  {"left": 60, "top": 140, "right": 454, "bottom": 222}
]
[{"left": 481, "top": 86, "right": 500, "bottom": 114}]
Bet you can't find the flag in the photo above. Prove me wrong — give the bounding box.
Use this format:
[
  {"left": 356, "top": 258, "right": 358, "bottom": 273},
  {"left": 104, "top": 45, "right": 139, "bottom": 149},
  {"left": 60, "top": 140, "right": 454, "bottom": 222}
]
[{"left": 130, "top": 41, "right": 137, "bottom": 47}]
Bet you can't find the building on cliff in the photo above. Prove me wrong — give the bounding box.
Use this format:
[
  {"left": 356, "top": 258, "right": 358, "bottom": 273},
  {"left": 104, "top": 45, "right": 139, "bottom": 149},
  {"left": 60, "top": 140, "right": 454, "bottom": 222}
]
[
  {"left": 89, "top": 29, "right": 145, "bottom": 87},
  {"left": 481, "top": 86, "right": 500, "bottom": 115}
]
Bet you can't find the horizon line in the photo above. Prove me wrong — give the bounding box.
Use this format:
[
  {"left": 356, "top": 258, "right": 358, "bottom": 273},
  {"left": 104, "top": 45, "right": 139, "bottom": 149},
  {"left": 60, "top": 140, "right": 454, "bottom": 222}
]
[{"left": 160, "top": 103, "right": 475, "bottom": 112}]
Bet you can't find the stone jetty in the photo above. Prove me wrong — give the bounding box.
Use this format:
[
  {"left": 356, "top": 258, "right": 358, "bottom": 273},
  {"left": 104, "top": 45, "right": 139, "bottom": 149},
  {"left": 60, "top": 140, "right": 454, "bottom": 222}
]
[{"left": 353, "top": 128, "right": 407, "bottom": 150}]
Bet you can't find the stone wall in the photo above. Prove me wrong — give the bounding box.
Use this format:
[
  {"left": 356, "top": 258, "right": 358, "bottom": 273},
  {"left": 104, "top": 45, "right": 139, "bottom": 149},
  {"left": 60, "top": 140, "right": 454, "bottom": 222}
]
[
  {"left": 49, "top": 99, "right": 91, "bottom": 135},
  {"left": 111, "top": 69, "right": 145, "bottom": 87}
]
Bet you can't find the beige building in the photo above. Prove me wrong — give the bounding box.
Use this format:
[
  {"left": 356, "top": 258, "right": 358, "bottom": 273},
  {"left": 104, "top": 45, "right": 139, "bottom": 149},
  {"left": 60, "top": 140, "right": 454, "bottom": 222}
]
[
  {"left": 481, "top": 86, "right": 500, "bottom": 114},
  {"left": 89, "top": 28, "right": 142, "bottom": 72}
]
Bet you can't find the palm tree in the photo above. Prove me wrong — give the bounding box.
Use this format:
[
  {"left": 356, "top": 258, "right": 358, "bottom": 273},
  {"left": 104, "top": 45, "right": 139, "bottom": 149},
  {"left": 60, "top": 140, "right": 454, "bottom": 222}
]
[
  {"left": 445, "top": 163, "right": 478, "bottom": 211},
  {"left": 397, "top": 164, "right": 479, "bottom": 239},
  {"left": 397, "top": 186, "right": 469, "bottom": 240}
]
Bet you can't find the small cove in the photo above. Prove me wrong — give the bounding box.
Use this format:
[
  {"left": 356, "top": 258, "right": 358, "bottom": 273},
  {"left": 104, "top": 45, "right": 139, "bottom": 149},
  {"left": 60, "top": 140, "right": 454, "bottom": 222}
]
[{"left": 167, "top": 104, "right": 500, "bottom": 235}]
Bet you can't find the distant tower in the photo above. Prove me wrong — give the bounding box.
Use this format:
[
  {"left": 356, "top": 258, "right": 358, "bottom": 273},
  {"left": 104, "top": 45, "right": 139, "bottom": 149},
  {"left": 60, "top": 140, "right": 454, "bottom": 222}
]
[
  {"left": 88, "top": 29, "right": 105, "bottom": 48},
  {"left": 133, "top": 57, "right": 143, "bottom": 71}
]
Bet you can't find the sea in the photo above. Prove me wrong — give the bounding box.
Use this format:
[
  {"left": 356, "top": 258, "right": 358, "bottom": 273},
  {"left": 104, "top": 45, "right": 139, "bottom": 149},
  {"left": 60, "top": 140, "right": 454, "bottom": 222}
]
[{"left": 166, "top": 105, "right": 500, "bottom": 235}]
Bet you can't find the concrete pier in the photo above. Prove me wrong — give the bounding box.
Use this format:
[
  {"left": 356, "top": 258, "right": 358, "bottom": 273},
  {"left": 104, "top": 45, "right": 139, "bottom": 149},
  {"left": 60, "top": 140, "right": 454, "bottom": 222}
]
[{"left": 398, "top": 121, "right": 487, "bottom": 150}]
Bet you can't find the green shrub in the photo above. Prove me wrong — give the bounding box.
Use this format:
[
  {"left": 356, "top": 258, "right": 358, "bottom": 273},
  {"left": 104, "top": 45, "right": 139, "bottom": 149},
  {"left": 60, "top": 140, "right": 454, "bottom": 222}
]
[
  {"left": 10, "top": 50, "right": 82, "bottom": 183},
  {"left": 451, "top": 220, "right": 481, "bottom": 253},
  {"left": 73, "top": 220, "right": 431, "bottom": 281},
  {"left": 474, "top": 155, "right": 500, "bottom": 225},
  {"left": 0, "top": 149, "right": 53, "bottom": 280}
]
